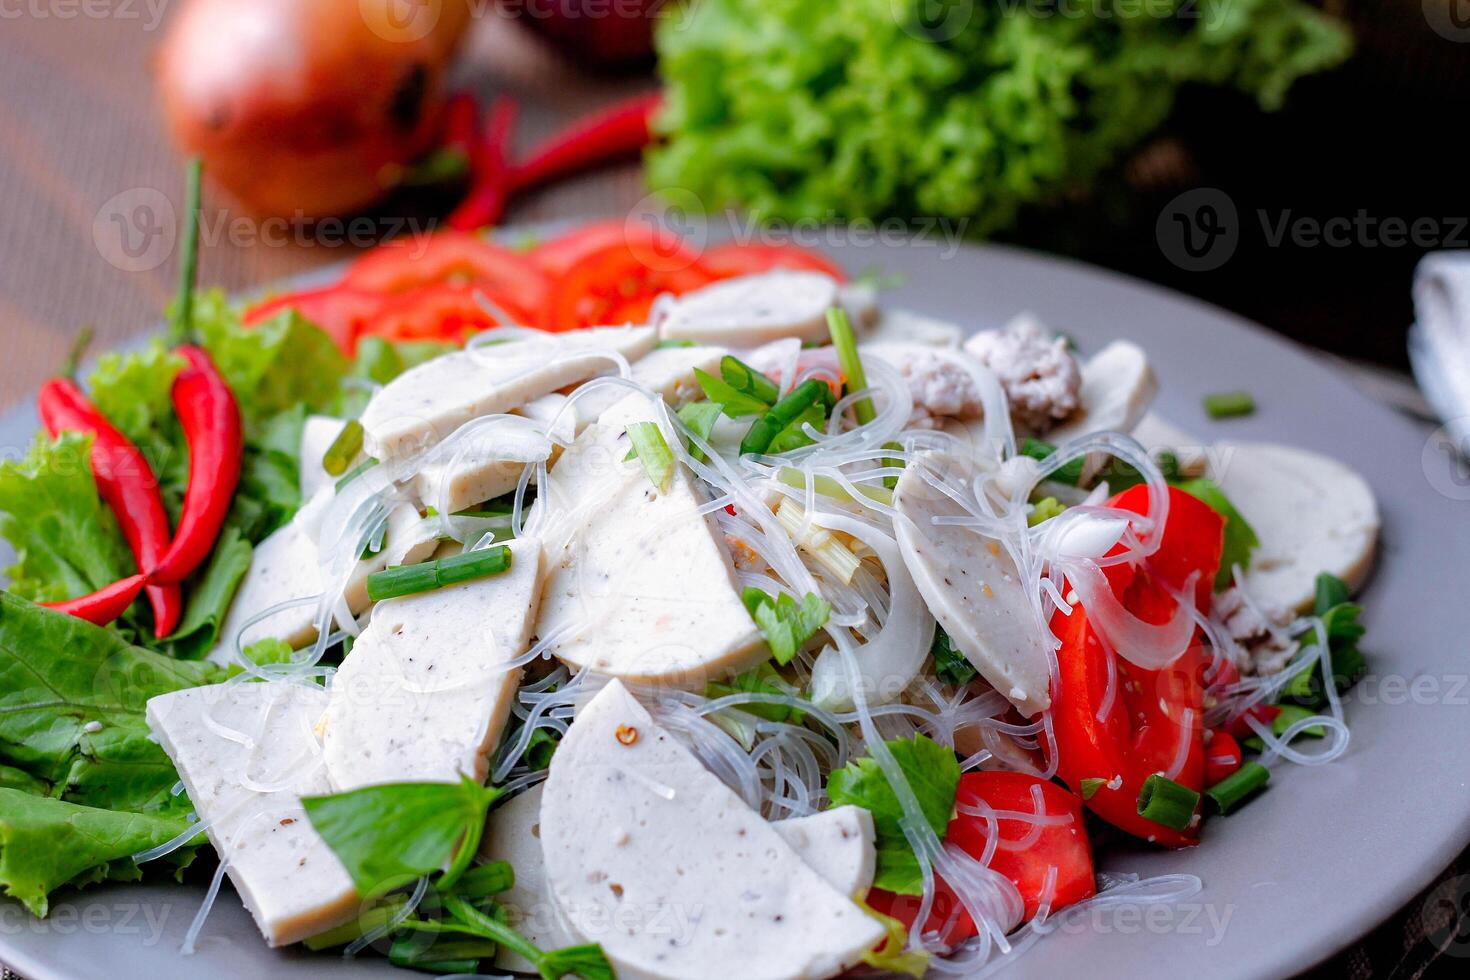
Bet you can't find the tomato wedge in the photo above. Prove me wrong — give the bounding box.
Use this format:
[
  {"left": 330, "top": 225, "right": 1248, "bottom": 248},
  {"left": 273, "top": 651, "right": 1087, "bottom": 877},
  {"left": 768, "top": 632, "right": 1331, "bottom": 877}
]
[
  {"left": 243, "top": 286, "right": 384, "bottom": 353},
  {"left": 527, "top": 220, "right": 632, "bottom": 277},
  {"left": 866, "top": 772, "right": 1095, "bottom": 945},
  {"left": 1050, "top": 485, "right": 1224, "bottom": 847},
  {"left": 359, "top": 282, "right": 518, "bottom": 344},
  {"left": 342, "top": 231, "right": 550, "bottom": 323},
  {"left": 1204, "top": 731, "right": 1243, "bottom": 786},
  {"left": 701, "top": 242, "right": 847, "bottom": 282},
  {"left": 539, "top": 240, "right": 715, "bottom": 331}
]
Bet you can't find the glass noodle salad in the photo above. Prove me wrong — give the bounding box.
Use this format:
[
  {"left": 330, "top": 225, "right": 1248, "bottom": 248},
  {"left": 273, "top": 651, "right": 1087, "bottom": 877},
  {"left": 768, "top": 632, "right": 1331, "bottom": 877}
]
[{"left": 0, "top": 208, "right": 1382, "bottom": 978}]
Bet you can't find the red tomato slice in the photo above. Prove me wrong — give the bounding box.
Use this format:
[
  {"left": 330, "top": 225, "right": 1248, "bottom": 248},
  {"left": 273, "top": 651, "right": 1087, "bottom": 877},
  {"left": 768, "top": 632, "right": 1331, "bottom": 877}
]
[
  {"left": 867, "top": 772, "right": 1095, "bottom": 946},
  {"left": 539, "top": 240, "right": 715, "bottom": 331},
  {"left": 1050, "top": 486, "right": 1224, "bottom": 848},
  {"left": 529, "top": 218, "right": 704, "bottom": 278},
  {"left": 360, "top": 282, "right": 519, "bottom": 344},
  {"left": 1204, "top": 731, "right": 1243, "bottom": 786},
  {"left": 342, "top": 231, "right": 549, "bottom": 323},
  {"left": 701, "top": 242, "right": 847, "bottom": 282},
  {"left": 243, "top": 286, "right": 384, "bottom": 353}
]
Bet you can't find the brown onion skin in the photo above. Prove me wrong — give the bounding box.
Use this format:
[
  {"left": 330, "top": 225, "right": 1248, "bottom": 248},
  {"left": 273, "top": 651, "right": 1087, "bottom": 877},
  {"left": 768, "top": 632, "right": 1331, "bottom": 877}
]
[{"left": 157, "top": 0, "right": 473, "bottom": 218}]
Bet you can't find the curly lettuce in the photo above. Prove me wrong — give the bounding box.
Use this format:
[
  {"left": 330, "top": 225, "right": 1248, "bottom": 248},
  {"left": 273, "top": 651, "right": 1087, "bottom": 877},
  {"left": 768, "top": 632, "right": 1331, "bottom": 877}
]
[{"left": 651, "top": 0, "right": 1352, "bottom": 234}]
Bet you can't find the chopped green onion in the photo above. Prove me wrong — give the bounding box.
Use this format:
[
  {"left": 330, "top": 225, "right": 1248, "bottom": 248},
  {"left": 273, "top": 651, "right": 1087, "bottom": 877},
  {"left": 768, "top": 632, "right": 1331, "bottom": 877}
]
[
  {"left": 720, "top": 355, "right": 781, "bottom": 405},
  {"left": 767, "top": 402, "right": 827, "bottom": 454},
  {"left": 366, "top": 546, "right": 511, "bottom": 602},
  {"left": 930, "top": 627, "right": 976, "bottom": 687},
  {"left": 1314, "top": 572, "right": 1350, "bottom": 615},
  {"left": 625, "top": 421, "right": 674, "bottom": 493},
  {"left": 1028, "top": 496, "right": 1066, "bottom": 527},
  {"left": 1203, "top": 390, "right": 1255, "bottom": 419},
  {"left": 303, "top": 896, "right": 408, "bottom": 950},
  {"left": 677, "top": 401, "right": 723, "bottom": 463},
  {"left": 1270, "top": 704, "right": 1326, "bottom": 738},
  {"left": 168, "top": 157, "right": 203, "bottom": 346},
  {"left": 1079, "top": 777, "right": 1107, "bottom": 801},
  {"left": 776, "top": 466, "right": 893, "bottom": 507},
  {"left": 448, "top": 861, "right": 514, "bottom": 900},
  {"left": 1136, "top": 773, "right": 1200, "bottom": 831},
  {"left": 335, "top": 457, "right": 379, "bottom": 492},
  {"left": 322, "top": 420, "right": 364, "bottom": 477},
  {"left": 740, "top": 379, "right": 834, "bottom": 456},
  {"left": 1204, "top": 762, "right": 1270, "bottom": 815},
  {"left": 1020, "top": 438, "right": 1085, "bottom": 486},
  {"left": 656, "top": 338, "right": 697, "bottom": 349},
  {"left": 694, "top": 367, "right": 770, "bottom": 417},
  {"left": 881, "top": 441, "right": 904, "bottom": 490},
  {"left": 826, "top": 306, "right": 874, "bottom": 424}
]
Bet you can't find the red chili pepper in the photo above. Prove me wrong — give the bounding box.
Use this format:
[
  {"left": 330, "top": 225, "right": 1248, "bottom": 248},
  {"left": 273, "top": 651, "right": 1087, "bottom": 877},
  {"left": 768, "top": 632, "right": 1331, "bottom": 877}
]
[
  {"left": 37, "top": 378, "right": 182, "bottom": 637},
  {"left": 148, "top": 346, "right": 243, "bottom": 585},
  {"left": 442, "top": 91, "right": 478, "bottom": 162},
  {"left": 506, "top": 92, "right": 662, "bottom": 193},
  {"left": 448, "top": 97, "right": 520, "bottom": 232},
  {"left": 42, "top": 574, "right": 147, "bottom": 627}
]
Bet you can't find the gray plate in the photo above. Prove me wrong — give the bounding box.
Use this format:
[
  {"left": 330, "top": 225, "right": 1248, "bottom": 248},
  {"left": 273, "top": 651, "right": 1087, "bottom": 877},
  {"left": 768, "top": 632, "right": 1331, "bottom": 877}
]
[{"left": 3, "top": 237, "right": 1468, "bottom": 980}]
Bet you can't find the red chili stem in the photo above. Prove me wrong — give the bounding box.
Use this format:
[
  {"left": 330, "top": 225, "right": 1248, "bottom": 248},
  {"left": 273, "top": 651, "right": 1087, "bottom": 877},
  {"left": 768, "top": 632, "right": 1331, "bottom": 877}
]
[
  {"left": 148, "top": 346, "right": 243, "bottom": 585},
  {"left": 38, "top": 378, "right": 182, "bottom": 637},
  {"left": 42, "top": 574, "right": 147, "bottom": 627},
  {"left": 448, "top": 96, "right": 520, "bottom": 232},
  {"left": 505, "top": 92, "right": 662, "bottom": 193}
]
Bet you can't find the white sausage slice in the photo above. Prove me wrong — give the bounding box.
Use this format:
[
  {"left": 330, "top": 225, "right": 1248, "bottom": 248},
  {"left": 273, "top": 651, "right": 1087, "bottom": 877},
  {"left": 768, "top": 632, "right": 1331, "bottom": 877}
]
[
  {"left": 1209, "top": 442, "right": 1379, "bottom": 612},
  {"left": 1046, "top": 340, "right": 1158, "bottom": 442},
  {"left": 540, "top": 680, "right": 884, "bottom": 980},
  {"left": 322, "top": 537, "right": 545, "bottom": 790},
  {"left": 894, "top": 452, "right": 1051, "bottom": 715},
  {"left": 657, "top": 271, "right": 839, "bottom": 347}
]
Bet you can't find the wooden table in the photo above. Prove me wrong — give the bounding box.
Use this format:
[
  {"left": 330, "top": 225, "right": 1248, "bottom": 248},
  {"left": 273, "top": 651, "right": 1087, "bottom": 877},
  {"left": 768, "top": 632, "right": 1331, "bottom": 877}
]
[{"left": 0, "top": 14, "right": 649, "bottom": 410}]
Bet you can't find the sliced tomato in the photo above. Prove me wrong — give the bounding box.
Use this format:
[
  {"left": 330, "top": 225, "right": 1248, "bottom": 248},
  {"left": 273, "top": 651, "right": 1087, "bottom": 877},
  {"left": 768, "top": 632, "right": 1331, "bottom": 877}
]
[
  {"left": 243, "top": 286, "right": 384, "bottom": 353},
  {"left": 539, "top": 240, "right": 715, "bottom": 331},
  {"left": 866, "top": 772, "right": 1095, "bottom": 946},
  {"left": 528, "top": 221, "right": 631, "bottom": 277},
  {"left": 359, "top": 282, "right": 518, "bottom": 344},
  {"left": 342, "top": 231, "right": 549, "bottom": 323},
  {"left": 1204, "top": 731, "right": 1243, "bottom": 786},
  {"left": 1050, "top": 486, "right": 1224, "bottom": 848},
  {"left": 701, "top": 242, "right": 847, "bottom": 282},
  {"left": 529, "top": 218, "right": 705, "bottom": 278}
]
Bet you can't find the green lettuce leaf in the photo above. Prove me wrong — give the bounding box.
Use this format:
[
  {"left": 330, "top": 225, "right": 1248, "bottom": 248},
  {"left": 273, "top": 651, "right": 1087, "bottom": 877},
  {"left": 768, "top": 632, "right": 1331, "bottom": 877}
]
[
  {"left": 652, "top": 0, "right": 1351, "bottom": 235},
  {"left": 193, "top": 289, "right": 349, "bottom": 420},
  {"left": 0, "top": 433, "right": 132, "bottom": 604},
  {"left": 0, "top": 591, "right": 227, "bottom": 812},
  {"left": 0, "top": 788, "right": 193, "bottom": 917},
  {"left": 303, "top": 777, "right": 502, "bottom": 899},
  {"left": 163, "top": 526, "right": 253, "bottom": 660},
  {"left": 826, "top": 733, "right": 960, "bottom": 895}
]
